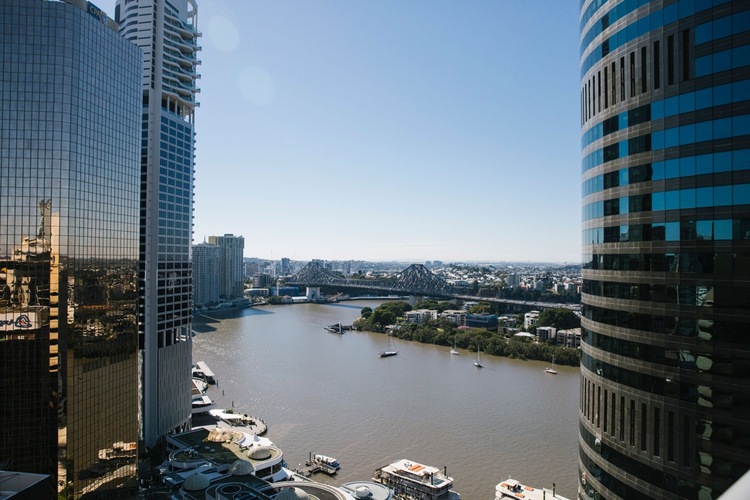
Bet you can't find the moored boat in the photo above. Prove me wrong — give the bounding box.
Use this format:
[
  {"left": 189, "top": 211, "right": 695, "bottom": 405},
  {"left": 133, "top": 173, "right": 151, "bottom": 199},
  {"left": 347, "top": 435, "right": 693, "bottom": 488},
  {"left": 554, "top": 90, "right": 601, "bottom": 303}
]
[
  {"left": 378, "top": 334, "right": 398, "bottom": 358},
  {"left": 544, "top": 356, "right": 558, "bottom": 374},
  {"left": 313, "top": 454, "right": 340, "bottom": 471},
  {"left": 495, "top": 477, "right": 569, "bottom": 500},
  {"left": 373, "top": 459, "right": 460, "bottom": 499}
]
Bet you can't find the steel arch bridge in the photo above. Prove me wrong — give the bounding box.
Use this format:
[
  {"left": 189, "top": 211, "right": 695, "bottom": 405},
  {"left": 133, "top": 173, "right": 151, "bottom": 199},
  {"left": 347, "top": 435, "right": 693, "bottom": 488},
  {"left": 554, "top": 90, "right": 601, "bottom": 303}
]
[
  {"left": 284, "top": 262, "right": 455, "bottom": 297},
  {"left": 284, "top": 262, "right": 581, "bottom": 312}
]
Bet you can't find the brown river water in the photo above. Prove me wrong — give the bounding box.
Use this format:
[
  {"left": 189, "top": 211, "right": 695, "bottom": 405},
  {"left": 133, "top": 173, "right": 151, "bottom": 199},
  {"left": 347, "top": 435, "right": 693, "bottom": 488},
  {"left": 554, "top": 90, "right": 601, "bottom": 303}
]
[{"left": 192, "top": 300, "right": 580, "bottom": 499}]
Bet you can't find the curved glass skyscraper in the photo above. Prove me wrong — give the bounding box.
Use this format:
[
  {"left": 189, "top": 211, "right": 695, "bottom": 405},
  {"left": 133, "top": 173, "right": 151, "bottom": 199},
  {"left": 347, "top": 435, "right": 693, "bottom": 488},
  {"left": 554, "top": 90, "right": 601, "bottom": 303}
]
[{"left": 580, "top": 1, "right": 750, "bottom": 498}]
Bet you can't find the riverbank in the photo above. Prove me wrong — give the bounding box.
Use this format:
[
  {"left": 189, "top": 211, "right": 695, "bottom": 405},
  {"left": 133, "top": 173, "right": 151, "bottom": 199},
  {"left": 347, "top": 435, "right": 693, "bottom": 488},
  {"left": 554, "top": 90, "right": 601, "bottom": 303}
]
[{"left": 355, "top": 301, "right": 581, "bottom": 367}]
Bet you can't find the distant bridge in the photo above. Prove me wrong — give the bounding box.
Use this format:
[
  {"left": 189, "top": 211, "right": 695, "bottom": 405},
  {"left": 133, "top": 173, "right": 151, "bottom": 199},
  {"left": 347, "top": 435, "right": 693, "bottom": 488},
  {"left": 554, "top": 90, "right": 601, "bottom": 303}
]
[{"left": 284, "top": 262, "right": 580, "bottom": 312}]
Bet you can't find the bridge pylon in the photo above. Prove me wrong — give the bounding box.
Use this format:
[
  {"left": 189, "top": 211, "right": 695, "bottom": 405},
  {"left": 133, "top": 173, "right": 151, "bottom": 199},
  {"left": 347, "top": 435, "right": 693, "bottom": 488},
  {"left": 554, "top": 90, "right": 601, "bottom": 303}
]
[
  {"left": 306, "top": 287, "right": 321, "bottom": 301},
  {"left": 407, "top": 295, "right": 423, "bottom": 307}
]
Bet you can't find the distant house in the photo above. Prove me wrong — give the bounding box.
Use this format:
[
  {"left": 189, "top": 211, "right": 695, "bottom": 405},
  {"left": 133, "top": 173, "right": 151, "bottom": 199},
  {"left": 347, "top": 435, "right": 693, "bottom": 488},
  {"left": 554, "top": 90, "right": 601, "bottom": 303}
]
[
  {"left": 557, "top": 328, "right": 581, "bottom": 348},
  {"left": 440, "top": 309, "right": 467, "bottom": 326},
  {"left": 404, "top": 309, "right": 438, "bottom": 324},
  {"left": 524, "top": 310, "right": 541, "bottom": 330},
  {"left": 537, "top": 326, "right": 557, "bottom": 342}
]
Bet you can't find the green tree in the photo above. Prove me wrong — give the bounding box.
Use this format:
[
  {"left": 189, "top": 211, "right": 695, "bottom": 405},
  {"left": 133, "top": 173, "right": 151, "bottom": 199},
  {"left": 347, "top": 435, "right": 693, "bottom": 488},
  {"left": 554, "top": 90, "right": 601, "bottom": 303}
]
[
  {"left": 537, "top": 308, "right": 580, "bottom": 329},
  {"left": 370, "top": 308, "right": 396, "bottom": 330},
  {"left": 468, "top": 302, "right": 493, "bottom": 314},
  {"left": 361, "top": 306, "right": 373, "bottom": 319}
]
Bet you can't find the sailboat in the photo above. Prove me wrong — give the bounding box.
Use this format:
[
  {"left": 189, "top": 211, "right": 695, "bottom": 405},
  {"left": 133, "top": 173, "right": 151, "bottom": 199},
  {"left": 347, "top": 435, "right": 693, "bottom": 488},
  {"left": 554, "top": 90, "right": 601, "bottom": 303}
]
[
  {"left": 378, "top": 334, "right": 398, "bottom": 358},
  {"left": 545, "top": 356, "right": 558, "bottom": 374},
  {"left": 474, "top": 345, "right": 483, "bottom": 368},
  {"left": 450, "top": 338, "right": 459, "bottom": 355}
]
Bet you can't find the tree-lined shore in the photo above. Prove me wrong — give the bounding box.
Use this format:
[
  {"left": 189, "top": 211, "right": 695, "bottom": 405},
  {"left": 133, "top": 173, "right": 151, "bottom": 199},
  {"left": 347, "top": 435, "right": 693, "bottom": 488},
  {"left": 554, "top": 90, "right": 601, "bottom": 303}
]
[{"left": 355, "top": 301, "right": 582, "bottom": 367}]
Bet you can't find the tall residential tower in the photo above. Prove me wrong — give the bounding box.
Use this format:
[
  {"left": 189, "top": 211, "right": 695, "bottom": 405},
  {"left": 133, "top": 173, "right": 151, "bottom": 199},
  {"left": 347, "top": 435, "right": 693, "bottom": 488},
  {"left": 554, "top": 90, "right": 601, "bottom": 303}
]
[
  {"left": 0, "top": 0, "right": 141, "bottom": 496},
  {"left": 580, "top": 1, "right": 750, "bottom": 498},
  {"left": 208, "top": 234, "right": 245, "bottom": 299},
  {"left": 115, "top": 0, "right": 200, "bottom": 448}
]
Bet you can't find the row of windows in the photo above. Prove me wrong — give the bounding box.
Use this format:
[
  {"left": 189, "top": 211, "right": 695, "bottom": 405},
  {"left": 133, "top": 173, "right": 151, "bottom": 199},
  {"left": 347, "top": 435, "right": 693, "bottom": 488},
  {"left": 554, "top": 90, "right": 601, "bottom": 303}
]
[
  {"left": 583, "top": 182, "right": 750, "bottom": 220},
  {"left": 583, "top": 279, "right": 749, "bottom": 307},
  {"left": 579, "top": 446, "right": 654, "bottom": 500},
  {"left": 580, "top": 0, "right": 735, "bottom": 78},
  {"left": 580, "top": 423, "right": 697, "bottom": 499},
  {"left": 583, "top": 113, "right": 750, "bottom": 173},
  {"left": 582, "top": 150, "right": 750, "bottom": 197},
  {"left": 582, "top": 352, "right": 750, "bottom": 413},
  {"left": 580, "top": 0, "right": 651, "bottom": 54},
  {"left": 583, "top": 251, "right": 750, "bottom": 273},
  {"left": 584, "top": 327, "right": 750, "bottom": 378},
  {"left": 583, "top": 304, "right": 748, "bottom": 342},
  {"left": 696, "top": 45, "right": 750, "bottom": 78},
  {"left": 583, "top": 217, "right": 750, "bottom": 245},
  {"left": 582, "top": 79, "right": 750, "bottom": 148}
]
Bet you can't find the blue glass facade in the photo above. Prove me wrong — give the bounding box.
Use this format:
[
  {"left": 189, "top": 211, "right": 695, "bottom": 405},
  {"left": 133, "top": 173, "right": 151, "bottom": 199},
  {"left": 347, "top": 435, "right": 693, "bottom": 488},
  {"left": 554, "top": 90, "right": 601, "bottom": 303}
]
[
  {"left": 580, "top": 1, "right": 750, "bottom": 498},
  {"left": 0, "top": 0, "right": 141, "bottom": 497}
]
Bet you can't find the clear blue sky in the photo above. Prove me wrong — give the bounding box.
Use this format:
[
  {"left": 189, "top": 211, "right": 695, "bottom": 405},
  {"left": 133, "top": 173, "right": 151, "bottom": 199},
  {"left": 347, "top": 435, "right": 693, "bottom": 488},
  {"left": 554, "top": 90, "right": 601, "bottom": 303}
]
[{"left": 107, "top": 1, "right": 582, "bottom": 263}]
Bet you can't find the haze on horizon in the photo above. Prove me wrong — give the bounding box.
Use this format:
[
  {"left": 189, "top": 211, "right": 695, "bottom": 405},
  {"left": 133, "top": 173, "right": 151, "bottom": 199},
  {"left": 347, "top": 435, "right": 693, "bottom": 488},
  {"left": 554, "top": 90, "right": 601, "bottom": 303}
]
[{"left": 108, "top": 0, "right": 582, "bottom": 263}]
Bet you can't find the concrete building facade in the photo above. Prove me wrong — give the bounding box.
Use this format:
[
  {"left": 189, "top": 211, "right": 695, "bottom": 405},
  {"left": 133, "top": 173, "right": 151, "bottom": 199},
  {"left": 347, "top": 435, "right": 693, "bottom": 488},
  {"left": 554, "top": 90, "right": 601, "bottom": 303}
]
[{"left": 115, "top": 0, "right": 201, "bottom": 448}]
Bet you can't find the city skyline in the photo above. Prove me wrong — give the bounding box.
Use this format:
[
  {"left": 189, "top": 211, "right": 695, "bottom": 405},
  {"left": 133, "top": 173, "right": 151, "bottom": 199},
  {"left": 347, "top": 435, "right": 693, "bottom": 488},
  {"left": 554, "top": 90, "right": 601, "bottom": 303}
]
[{"left": 106, "top": 0, "right": 582, "bottom": 263}]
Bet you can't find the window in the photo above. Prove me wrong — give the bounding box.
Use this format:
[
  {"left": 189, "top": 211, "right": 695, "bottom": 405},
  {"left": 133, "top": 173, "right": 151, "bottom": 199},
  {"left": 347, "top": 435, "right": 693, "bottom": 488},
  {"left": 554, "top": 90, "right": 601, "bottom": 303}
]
[
  {"left": 641, "top": 46, "right": 647, "bottom": 93},
  {"left": 683, "top": 29, "right": 690, "bottom": 81},
  {"left": 630, "top": 52, "right": 636, "bottom": 97},
  {"left": 630, "top": 399, "right": 635, "bottom": 446},
  {"left": 641, "top": 403, "right": 648, "bottom": 451},
  {"left": 654, "top": 407, "right": 661, "bottom": 457},
  {"left": 654, "top": 40, "right": 660, "bottom": 89},
  {"left": 620, "top": 56, "right": 625, "bottom": 100},
  {"left": 604, "top": 67, "right": 609, "bottom": 108},
  {"left": 682, "top": 415, "right": 691, "bottom": 466},
  {"left": 667, "top": 411, "right": 675, "bottom": 462},
  {"left": 611, "top": 62, "right": 617, "bottom": 106},
  {"left": 668, "top": 35, "right": 675, "bottom": 85},
  {"left": 603, "top": 389, "right": 608, "bottom": 432}
]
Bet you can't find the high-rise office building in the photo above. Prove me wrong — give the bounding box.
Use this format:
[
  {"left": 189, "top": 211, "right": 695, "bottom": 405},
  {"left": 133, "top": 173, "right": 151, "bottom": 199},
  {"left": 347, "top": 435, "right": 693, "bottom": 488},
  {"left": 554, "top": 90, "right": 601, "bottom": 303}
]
[
  {"left": 0, "top": 0, "right": 141, "bottom": 497},
  {"left": 208, "top": 234, "right": 245, "bottom": 299},
  {"left": 192, "top": 243, "right": 220, "bottom": 307},
  {"left": 580, "top": 1, "right": 750, "bottom": 498},
  {"left": 114, "top": 0, "right": 200, "bottom": 448}
]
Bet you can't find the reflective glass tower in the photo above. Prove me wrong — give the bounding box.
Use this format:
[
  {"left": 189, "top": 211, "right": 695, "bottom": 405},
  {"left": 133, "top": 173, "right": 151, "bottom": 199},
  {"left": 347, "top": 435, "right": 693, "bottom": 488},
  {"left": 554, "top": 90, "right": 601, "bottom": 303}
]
[
  {"left": 114, "top": 0, "right": 200, "bottom": 448},
  {"left": 580, "top": 1, "right": 750, "bottom": 498},
  {"left": 0, "top": 0, "right": 141, "bottom": 497}
]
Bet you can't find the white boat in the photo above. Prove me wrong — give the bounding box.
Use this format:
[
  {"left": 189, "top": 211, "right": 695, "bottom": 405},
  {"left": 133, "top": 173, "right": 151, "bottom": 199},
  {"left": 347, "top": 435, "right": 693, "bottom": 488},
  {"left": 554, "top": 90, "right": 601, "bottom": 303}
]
[
  {"left": 545, "top": 356, "right": 557, "bottom": 374},
  {"left": 450, "top": 338, "right": 459, "bottom": 355},
  {"left": 192, "top": 361, "right": 217, "bottom": 384},
  {"left": 474, "top": 345, "right": 483, "bottom": 368},
  {"left": 373, "top": 459, "right": 460, "bottom": 499},
  {"left": 313, "top": 454, "right": 340, "bottom": 471},
  {"left": 379, "top": 334, "right": 398, "bottom": 358},
  {"left": 495, "top": 477, "right": 570, "bottom": 500},
  {"left": 191, "top": 378, "right": 216, "bottom": 414}
]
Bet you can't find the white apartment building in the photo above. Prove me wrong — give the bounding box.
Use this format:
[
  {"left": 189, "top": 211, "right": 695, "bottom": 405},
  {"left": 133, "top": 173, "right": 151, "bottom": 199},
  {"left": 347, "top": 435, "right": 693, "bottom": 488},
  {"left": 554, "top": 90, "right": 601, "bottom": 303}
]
[
  {"left": 405, "top": 309, "right": 438, "bottom": 324},
  {"left": 115, "top": 0, "right": 200, "bottom": 448},
  {"left": 209, "top": 234, "right": 245, "bottom": 299}
]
